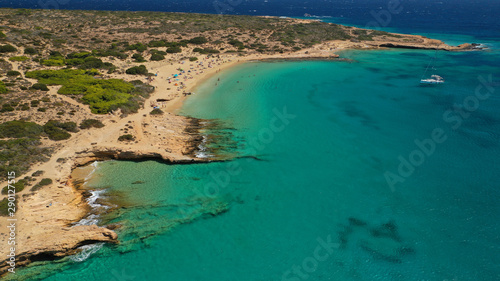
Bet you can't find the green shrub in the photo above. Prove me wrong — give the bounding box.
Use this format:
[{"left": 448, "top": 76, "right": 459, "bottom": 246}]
[
  {"left": 31, "top": 83, "right": 49, "bottom": 91},
  {"left": 150, "top": 108, "right": 164, "bottom": 115},
  {"left": 41, "top": 59, "right": 65, "bottom": 66},
  {"left": 58, "top": 121, "right": 78, "bottom": 132},
  {"left": 24, "top": 47, "right": 37, "bottom": 55},
  {"left": 126, "top": 65, "right": 148, "bottom": 75},
  {"left": 2, "top": 179, "right": 25, "bottom": 195},
  {"left": 0, "top": 197, "right": 17, "bottom": 217},
  {"left": 93, "top": 48, "right": 128, "bottom": 60},
  {"left": 79, "top": 57, "right": 107, "bottom": 69},
  {"left": 80, "top": 119, "right": 105, "bottom": 129},
  {"left": 0, "top": 137, "right": 51, "bottom": 177},
  {"left": 132, "top": 53, "right": 146, "bottom": 62},
  {"left": 118, "top": 134, "right": 135, "bottom": 142},
  {"left": 127, "top": 43, "right": 147, "bottom": 52},
  {"left": 148, "top": 40, "right": 167, "bottom": 47},
  {"left": 0, "top": 32, "right": 6, "bottom": 39},
  {"left": 228, "top": 39, "right": 244, "bottom": 48},
  {"left": 7, "top": 70, "right": 21, "bottom": 77},
  {"left": 64, "top": 58, "right": 84, "bottom": 66},
  {"left": 188, "top": 36, "right": 208, "bottom": 45},
  {"left": 109, "top": 98, "right": 140, "bottom": 115},
  {"left": 26, "top": 69, "right": 137, "bottom": 114},
  {"left": 31, "top": 178, "right": 53, "bottom": 191},
  {"left": 0, "top": 44, "right": 17, "bottom": 53},
  {"left": 189, "top": 57, "right": 198, "bottom": 62},
  {"left": 9, "top": 56, "right": 29, "bottom": 62},
  {"left": 1, "top": 104, "right": 14, "bottom": 112},
  {"left": 45, "top": 120, "right": 78, "bottom": 132},
  {"left": 49, "top": 50, "right": 63, "bottom": 57},
  {"left": 43, "top": 121, "right": 72, "bottom": 141},
  {"left": 0, "top": 81, "right": 7, "bottom": 94},
  {"left": 0, "top": 121, "right": 44, "bottom": 138},
  {"left": 81, "top": 84, "right": 134, "bottom": 114},
  {"left": 32, "top": 170, "right": 44, "bottom": 177},
  {"left": 66, "top": 51, "right": 91, "bottom": 59},
  {"left": 150, "top": 53, "right": 165, "bottom": 61},
  {"left": 150, "top": 49, "right": 167, "bottom": 56},
  {"left": 166, "top": 46, "right": 182, "bottom": 53},
  {"left": 39, "top": 178, "right": 53, "bottom": 186},
  {"left": 193, "top": 48, "right": 220, "bottom": 54}
]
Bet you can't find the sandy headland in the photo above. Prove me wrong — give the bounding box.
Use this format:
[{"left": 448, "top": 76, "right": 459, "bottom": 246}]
[{"left": 0, "top": 8, "right": 483, "bottom": 275}]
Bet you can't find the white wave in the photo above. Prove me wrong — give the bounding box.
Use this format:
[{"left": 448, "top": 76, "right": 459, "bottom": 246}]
[
  {"left": 73, "top": 214, "right": 100, "bottom": 226},
  {"left": 87, "top": 189, "right": 110, "bottom": 210},
  {"left": 84, "top": 161, "right": 99, "bottom": 182},
  {"left": 73, "top": 189, "right": 110, "bottom": 227},
  {"left": 196, "top": 135, "right": 214, "bottom": 158},
  {"left": 70, "top": 243, "right": 104, "bottom": 262}
]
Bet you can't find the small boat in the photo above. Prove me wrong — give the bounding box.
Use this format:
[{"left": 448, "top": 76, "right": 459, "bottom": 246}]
[
  {"left": 420, "top": 48, "right": 445, "bottom": 85},
  {"left": 420, "top": 75, "right": 445, "bottom": 85}
]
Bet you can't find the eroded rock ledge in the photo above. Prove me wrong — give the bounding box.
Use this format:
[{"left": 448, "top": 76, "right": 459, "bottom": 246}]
[
  {"left": 376, "top": 42, "right": 483, "bottom": 51},
  {"left": 0, "top": 225, "right": 117, "bottom": 274}
]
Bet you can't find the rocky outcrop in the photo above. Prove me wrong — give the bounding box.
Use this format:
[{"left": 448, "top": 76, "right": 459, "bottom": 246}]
[
  {"left": 0, "top": 225, "right": 117, "bottom": 275},
  {"left": 0, "top": 174, "right": 119, "bottom": 277},
  {"left": 376, "top": 42, "right": 482, "bottom": 51},
  {"left": 72, "top": 146, "right": 209, "bottom": 168}
]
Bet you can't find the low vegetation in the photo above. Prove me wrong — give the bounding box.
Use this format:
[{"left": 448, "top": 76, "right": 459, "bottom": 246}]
[
  {"left": 132, "top": 53, "right": 146, "bottom": 62},
  {"left": 43, "top": 120, "right": 77, "bottom": 141},
  {"left": 30, "top": 83, "right": 49, "bottom": 91},
  {"left": 0, "top": 137, "right": 52, "bottom": 176},
  {"left": 0, "top": 197, "right": 17, "bottom": 216},
  {"left": 6, "top": 70, "right": 21, "bottom": 76},
  {"left": 0, "top": 120, "right": 44, "bottom": 139},
  {"left": 126, "top": 65, "right": 148, "bottom": 75},
  {"left": 24, "top": 47, "right": 37, "bottom": 55},
  {"left": 30, "top": 178, "right": 53, "bottom": 192},
  {"left": 118, "top": 134, "right": 135, "bottom": 142},
  {"left": 2, "top": 179, "right": 25, "bottom": 195},
  {"left": 80, "top": 119, "right": 105, "bottom": 129},
  {"left": 9, "top": 56, "right": 29, "bottom": 62},
  {"left": 150, "top": 108, "right": 164, "bottom": 115},
  {"left": 150, "top": 52, "right": 165, "bottom": 61},
  {"left": 0, "top": 81, "right": 7, "bottom": 94},
  {"left": 0, "top": 44, "right": 16, "bottom": 53},
  {"left": 25, "top": 69, "right": 146, "bottom": 114}
]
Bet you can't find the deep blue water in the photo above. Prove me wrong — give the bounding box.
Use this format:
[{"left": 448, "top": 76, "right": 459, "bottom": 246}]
[{"left": 1, "top": 0, "right": 499, "bottom": 39}]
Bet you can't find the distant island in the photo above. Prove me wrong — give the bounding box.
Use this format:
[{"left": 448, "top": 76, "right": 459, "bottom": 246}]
[{"left": 0, "top": 8, "right": 480, "bottom": 275}]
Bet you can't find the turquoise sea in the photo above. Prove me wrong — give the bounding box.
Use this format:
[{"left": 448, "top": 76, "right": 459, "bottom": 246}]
[{"left": 12, "top": 34, "right": 500, "bottom": 281}]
